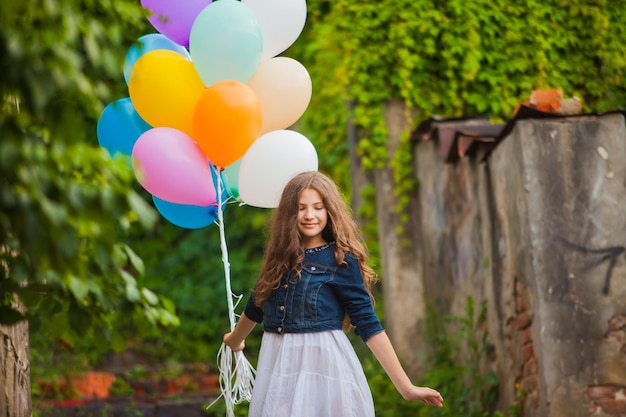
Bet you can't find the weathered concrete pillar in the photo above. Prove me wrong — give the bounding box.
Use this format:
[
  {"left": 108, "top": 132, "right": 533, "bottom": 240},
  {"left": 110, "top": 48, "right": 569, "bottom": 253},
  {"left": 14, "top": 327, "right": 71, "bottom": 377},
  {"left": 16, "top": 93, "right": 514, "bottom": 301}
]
[
  {"left": 413, "top": 138, "right": 490, "bottom": 319},
  {"left": 487, "top": 113, "right": 626, "bottom": 417},
  {"left": 375, "top": 100, "right": 425, "bottom": 371},
  {"left": 412, "top": 122, "right": 497, "bottom": 403}
]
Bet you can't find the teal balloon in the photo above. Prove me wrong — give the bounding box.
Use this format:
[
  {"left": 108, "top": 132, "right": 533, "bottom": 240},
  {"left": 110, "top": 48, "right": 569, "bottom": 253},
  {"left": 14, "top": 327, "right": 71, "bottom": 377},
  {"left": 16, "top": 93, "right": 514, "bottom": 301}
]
[
  {"left": 211, "top": 164, "right": 231, "bottom": 208},
  {"left": 189, "top": 0, "right": 263, "bottom": 86},
  {"left": 97, "top": 98, "right": 151, "bottom": 157},
  {"left": 222, "top": 159, "right": 241, "bottom": 200},
  {"left": 124, "top": 33, "right": 191, "bottom": 85}
]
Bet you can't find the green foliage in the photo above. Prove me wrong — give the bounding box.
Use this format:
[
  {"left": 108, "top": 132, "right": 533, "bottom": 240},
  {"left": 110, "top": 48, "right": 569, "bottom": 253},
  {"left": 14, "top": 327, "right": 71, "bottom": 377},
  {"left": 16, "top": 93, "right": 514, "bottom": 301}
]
[
  {"left": 286, "top": 11, "right": 352, "bottom": 193},
  {"left": 34, "top": 402, "right": 145, "bottom": 417},
  {"left": 11, "top": 0, "right": 626, "bottom": 412},
  {"left": 296, "top": 0, "right": 626, "bottom": 222},
  {"left": 203, "top": 401, "right": 250, "bottom": 417},
  {"left": 1, "top": 0, "right": 269, "bottom": 396},
  {"left": 357, "top": 183, "right": 382, "bottom": 275},
  {"left": 108, "top": 377, "right": 135, "bottom": 397},
  {"left": 362, "top": 297, "right": 521, "bottom": 417},
  {"left": 390, "top": 128, "right": 420, "bottom": 241},
  {"left": 0, "top": 0, "right": 178, "bottom": 366},
  {"left": 28, "top": 197, "right": 269, "bottom": 390},
  {"left": 127, "top": 200, "right": 268, "bottom": 363},
  {"left": 362, "top": 353, "right": 424, "bottom": 416},
  {"left": 304, "top": 0, "right": 626, "bottom": 124},
  {"left": 416, "top": 298, "right": 502, "bottom": 417}
]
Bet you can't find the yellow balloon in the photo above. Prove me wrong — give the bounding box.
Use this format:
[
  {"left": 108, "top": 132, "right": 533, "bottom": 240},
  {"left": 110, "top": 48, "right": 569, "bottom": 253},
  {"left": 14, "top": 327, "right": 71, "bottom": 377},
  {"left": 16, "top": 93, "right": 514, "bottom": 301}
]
[{"left": 129, "top": 50, "right": 205, "bottom": 137}]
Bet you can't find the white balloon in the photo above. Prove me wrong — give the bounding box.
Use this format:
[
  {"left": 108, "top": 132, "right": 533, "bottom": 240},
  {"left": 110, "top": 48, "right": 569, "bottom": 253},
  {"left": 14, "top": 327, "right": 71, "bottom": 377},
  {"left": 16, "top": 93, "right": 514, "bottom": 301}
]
[
  {"left": 239, "top": 130, "right": 318, "bottom": 208},
  {"left": 241, "top": 0, "right": 307, "bottom": 61},
  {"left": 247, "top": 57, "right": 312, "bottom": 135}
]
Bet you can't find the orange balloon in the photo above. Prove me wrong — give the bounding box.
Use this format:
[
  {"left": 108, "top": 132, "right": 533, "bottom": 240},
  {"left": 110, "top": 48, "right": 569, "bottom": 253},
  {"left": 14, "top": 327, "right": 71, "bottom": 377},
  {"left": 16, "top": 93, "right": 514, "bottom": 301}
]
[{"left": 193, "top": 80, "right": 262, "bottom": 168}]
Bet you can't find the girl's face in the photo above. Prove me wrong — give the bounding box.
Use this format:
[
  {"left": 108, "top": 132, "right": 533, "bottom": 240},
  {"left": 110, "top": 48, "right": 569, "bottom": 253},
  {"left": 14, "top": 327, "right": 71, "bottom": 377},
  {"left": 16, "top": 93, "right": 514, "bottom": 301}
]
[{"left": 297, "top": 188, "right": 328, "bottom": 248}]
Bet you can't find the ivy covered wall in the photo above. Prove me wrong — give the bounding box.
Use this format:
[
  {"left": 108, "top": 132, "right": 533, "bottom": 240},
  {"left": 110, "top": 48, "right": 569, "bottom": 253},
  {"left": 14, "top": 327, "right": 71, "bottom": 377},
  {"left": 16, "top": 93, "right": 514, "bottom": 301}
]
[{"left": 297, "top": 0, "right": 626, "bottom": 176}]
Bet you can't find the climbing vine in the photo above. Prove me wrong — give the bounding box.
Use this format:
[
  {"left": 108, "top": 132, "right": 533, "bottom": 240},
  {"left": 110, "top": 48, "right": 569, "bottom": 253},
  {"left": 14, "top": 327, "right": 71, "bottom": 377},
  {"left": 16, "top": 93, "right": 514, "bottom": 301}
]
[{"left": 294, "top": 0, "right": 626, "bottom": 222}]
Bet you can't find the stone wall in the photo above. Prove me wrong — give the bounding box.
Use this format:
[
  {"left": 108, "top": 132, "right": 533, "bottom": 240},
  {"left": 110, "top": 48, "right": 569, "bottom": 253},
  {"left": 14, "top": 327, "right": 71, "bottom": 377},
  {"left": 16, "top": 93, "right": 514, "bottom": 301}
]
[{"left": 411, "top": 112, "right": 626, "bottom": 417}]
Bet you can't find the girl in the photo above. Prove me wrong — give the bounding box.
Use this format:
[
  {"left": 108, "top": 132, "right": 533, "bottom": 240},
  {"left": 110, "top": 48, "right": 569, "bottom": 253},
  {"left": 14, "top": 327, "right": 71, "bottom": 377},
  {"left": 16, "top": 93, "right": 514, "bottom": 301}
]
[{"left": 224, "top": 171, "right": 443, "bottom": 416}]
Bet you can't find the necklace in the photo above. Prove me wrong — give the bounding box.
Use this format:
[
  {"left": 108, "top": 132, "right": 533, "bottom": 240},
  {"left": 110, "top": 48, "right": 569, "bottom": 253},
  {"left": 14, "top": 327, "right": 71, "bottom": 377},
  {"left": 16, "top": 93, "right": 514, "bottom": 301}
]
[{"left": 304, "top": 241, "right": 335, "bottom": 254}]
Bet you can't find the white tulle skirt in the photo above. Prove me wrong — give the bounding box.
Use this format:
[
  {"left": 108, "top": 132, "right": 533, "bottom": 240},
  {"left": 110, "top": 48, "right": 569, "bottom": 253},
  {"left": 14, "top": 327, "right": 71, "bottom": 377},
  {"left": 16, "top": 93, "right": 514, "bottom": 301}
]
[{"left": 249, "top": 330, "right": 375, "bottom": 417}]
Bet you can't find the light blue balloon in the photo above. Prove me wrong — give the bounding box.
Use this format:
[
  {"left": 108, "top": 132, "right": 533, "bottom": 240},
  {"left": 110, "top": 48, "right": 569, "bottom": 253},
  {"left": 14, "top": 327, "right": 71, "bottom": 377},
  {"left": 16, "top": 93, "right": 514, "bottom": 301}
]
[
  {"left": 123, "top": 33, "right": 191, "bottom": 85},
  {"left": 189, "top": 0, "right": 263, "bottom": 86},
  {"left": 153, "top": 196, "right": 218, "bottom": 229},
  {"left": 97, "top": 98, "right": 151, "bottom": 157}
]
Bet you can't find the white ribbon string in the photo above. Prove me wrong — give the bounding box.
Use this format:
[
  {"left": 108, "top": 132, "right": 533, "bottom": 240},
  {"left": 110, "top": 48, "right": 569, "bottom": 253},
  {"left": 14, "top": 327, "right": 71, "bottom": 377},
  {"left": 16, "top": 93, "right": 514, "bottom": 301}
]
[{"left": 206, "top": 166, "right": 256, "bottom": 417}]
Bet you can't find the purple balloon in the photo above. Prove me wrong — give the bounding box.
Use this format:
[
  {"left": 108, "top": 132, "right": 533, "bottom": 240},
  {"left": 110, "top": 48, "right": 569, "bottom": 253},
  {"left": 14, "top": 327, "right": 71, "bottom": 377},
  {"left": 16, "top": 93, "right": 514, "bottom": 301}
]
[{"left": 141, "top": 0, "right": 213, "bottom": 46}]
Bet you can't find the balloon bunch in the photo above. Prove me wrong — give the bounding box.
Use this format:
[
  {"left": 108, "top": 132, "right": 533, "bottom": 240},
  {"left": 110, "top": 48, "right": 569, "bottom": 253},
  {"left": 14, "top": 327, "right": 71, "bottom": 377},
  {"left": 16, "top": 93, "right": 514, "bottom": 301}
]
[
  {"left": 97, "top": 0, "right": 318, "bottom": 230},
  {"left": 97, "top": 1, "right": 315, "bottom": 415}
]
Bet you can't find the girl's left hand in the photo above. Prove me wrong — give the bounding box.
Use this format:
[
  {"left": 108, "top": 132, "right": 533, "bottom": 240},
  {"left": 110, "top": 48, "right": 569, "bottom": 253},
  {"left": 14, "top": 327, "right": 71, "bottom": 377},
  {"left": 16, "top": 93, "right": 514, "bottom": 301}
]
[{"left": 402, "top": 386, "right": 444, "bottom": 407}]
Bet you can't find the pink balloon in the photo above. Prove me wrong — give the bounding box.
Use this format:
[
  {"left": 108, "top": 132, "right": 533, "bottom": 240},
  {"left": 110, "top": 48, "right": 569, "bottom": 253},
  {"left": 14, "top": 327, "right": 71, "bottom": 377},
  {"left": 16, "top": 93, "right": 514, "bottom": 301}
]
[
  {"left": 141, "top": 0, "right": 213, "bottom": 46},
  {"left": 132, "top": 127, "right": 216, "bottom": 205}
]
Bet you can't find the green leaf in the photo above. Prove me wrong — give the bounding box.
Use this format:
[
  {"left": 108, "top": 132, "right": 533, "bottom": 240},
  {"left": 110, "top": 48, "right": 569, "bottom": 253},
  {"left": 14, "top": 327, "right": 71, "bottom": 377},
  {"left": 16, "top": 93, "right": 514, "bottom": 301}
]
[
  {"left": 0, "top": 306, "right": 26, "bottom": 325},
  {"left": 68, "top": 275, "right": 89, "bottom": 301},
  {"left": 123, "top": 244, "right": 145, "bottom": 276},
  {"left": 68, "top": 302, "right": 92, "bottom": 332},
  {"left": 128, "top": 191, "right": 158, "bottom": 229},
  {"left": 121, "top": 271, "right": 141, "bottom": 302},
  {"left": 141, "top": 287, "right": 159, "bottom": 306}
]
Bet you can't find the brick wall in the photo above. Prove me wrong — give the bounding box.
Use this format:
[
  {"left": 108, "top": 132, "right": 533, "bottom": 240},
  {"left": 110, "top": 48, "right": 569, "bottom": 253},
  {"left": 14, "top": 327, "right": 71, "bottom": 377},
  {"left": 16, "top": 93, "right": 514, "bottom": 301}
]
[
  {"left": 511, "top": 278, "right": 539, "bottom": 414},
  {"left": 587, "top": 314, "right": 626, "bottom": 416}
]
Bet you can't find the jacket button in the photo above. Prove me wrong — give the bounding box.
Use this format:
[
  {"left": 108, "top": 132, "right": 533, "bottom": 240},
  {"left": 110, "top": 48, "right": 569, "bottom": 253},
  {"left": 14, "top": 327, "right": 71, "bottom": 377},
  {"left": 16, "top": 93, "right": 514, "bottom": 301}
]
[
  {"left": 283, "top": 284, "right": 288, "bottom": 288},
  {"left": 311, "top": 266, "right": 316, "bottom": 270},
  {"left": 277, "top": 327, "right": 282, "bottom": 333},
  {"left": 279, "top": 305, "right": 285, "bottom": 311}
]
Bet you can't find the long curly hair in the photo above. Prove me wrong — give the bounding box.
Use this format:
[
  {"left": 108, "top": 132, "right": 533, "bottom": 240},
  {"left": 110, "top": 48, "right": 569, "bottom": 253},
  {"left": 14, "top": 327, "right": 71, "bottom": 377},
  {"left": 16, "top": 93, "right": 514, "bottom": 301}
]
[{"left": 253, "top": 171, "right": 377, "bottom": 317}]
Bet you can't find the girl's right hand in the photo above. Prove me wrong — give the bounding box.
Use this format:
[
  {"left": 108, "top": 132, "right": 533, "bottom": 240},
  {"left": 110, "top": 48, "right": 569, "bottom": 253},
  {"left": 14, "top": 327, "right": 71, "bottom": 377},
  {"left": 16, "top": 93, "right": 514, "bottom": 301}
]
[{"left": 223, "top": 332, "right": 245, "bottom": 352}]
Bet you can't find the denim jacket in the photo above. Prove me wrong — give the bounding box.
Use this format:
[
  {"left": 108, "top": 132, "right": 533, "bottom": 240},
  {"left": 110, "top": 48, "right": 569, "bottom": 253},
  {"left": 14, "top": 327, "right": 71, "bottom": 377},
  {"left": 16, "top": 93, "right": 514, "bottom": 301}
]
[{"left": 243, "top": 242, "right": 384, "bottom": 342}]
